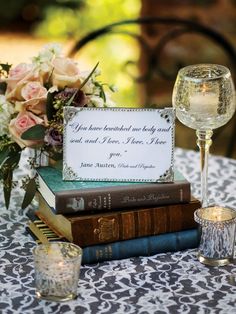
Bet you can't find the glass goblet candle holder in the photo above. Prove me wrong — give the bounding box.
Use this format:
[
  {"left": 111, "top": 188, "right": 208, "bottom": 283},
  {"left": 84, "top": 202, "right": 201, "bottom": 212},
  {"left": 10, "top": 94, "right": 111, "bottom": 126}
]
[
  {"left": 172, "top": 64, "right": 235, "bottom": 207},
  {"left": 194, "top": 206, "right": 236, "bottom": 266},
  {"left": 33, "top": 242, "right": 83, "bottom": 301}
]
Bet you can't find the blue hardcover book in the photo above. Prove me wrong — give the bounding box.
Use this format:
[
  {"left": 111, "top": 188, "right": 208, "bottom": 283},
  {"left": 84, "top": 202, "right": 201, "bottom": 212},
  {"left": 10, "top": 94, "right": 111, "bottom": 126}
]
[
  {"left": 36, "top": 166, "right": 191, "bottom": 214},
  {"left": 82, "top": 228, "right": 200, "bottom": 264}
]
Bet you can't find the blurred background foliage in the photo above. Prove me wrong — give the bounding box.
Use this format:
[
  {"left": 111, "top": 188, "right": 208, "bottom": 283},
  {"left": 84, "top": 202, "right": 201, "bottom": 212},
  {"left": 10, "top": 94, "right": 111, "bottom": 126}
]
[
  {"left": 0, "top": 1, "right": 84, "bottom": 30},
  {"left": 0, "top": 0, "right": 141, "bottom": 107},
  {"left": 35, "top": 0, "right": 141, "bottom": 107},
  {"left": 0, "top": 0, "right": 235, "bottom": 156}
]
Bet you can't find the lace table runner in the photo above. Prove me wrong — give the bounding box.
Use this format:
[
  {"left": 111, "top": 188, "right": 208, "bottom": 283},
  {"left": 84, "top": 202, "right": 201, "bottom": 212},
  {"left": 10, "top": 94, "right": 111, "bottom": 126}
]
[{"left": 0, "top": 148, "right": 236, "bottom": 313}]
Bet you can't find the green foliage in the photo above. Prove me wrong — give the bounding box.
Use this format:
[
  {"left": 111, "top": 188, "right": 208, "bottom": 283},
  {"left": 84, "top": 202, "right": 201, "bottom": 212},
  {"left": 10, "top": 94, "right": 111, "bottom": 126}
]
[
  {"left": 0, "top": 82, "right": 7, "bottom": 94},
  {"left": 21, "top": 125, "right": 46, "bottom": 140},
  {"left": 21, "top": 178, "right": 37, "bottom": 209},
  {"left": 0, "top": 143, "right": 21, "bottom": 208},
  {"left": 0, "top": 146, "right": 10, "bottom": 167},
  {"left": 0, "top": 63, "right": 12, "bottom": 93},
  {"left": 3, "top": 167, "right": 13, "bottom": 209},
  {"left": 0, "top": 63, "right": 11, "bottom": 75},
  {"left": 46, "top": 92, "right": 56, "bottom": 121}
]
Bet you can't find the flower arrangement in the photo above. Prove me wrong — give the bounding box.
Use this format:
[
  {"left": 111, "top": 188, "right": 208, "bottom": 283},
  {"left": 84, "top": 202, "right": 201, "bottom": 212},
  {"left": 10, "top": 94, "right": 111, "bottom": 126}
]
[{"left": 0, "top": 44, "right": 116, "bottom": 209}]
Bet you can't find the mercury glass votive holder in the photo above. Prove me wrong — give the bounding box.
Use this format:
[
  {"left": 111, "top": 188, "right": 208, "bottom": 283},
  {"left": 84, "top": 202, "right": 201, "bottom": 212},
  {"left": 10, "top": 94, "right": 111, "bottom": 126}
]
[
  {"left": 33, "top": 242, "right": 83, "bottom": 301},
  {"left": 194, "top": 206, "right": 236, "bottom": 266}
]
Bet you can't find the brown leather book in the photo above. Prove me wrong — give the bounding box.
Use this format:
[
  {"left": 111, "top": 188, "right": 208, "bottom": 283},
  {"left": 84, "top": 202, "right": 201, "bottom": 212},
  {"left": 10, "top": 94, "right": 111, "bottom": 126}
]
[{"left": 36, "top": 193, "right": 201, "bottom": 247}]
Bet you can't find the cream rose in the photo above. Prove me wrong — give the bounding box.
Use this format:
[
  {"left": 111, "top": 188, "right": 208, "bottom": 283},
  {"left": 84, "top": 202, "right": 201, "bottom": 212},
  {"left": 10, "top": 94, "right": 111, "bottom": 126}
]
[
  {"left": 21, "top": 81, "right": 47, "bottom": 100},
  {"left": 9, "top": 111, "right": 44, "bottom": 148},
  {"left": 8, "top": 63, "right": 32, "bottom": 82},
  {"left": 14, "top": 81, "right": 47, "bottom": 114},
  {"left": 51, "top": 57, "right": 81, "bottom": 89},
  {"left": 6, "top": 63, "right": 32, "bottom": 98}
]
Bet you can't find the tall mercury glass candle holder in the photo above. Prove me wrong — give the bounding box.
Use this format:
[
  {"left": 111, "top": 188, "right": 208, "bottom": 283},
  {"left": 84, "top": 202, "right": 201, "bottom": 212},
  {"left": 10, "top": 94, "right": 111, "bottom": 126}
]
[
  {"left": 194, "top": 206, "right": 236, "bottom": 266},
  {"left": 172, "top": 64, "right": 235, "bottom": 207},
  {"left": 33, "top": 242, "right": 82, "bottom": 301}
]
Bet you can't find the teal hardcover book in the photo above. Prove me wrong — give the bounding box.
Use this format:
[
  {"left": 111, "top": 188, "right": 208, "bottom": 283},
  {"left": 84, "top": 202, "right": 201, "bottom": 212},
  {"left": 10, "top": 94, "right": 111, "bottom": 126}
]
[
  {"left": 36, "top": 166, "right": 191, "bottom": 214},
  {"left": 82, "top": 228, "right": 200, "bottom": 264}
]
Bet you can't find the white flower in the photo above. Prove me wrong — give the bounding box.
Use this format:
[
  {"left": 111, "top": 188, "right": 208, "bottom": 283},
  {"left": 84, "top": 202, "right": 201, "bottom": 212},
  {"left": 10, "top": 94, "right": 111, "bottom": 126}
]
[
  {"left": 89, "top": 95, "right": 105, "bottom": 107},
  {"left": 41, "top": 43, "right": 62, "bottom": 57},
  {"left": 104, "top": 93, "right": 116, "bottom": 107},
  {"left": 0, "top": 95, "right": 14, "bottom": 136},
  {"left": 32, "top": 43, "right": 62, "bottom": 72},
  {"left": 48, "top": 86, "right": 58, "bottom": 93}
]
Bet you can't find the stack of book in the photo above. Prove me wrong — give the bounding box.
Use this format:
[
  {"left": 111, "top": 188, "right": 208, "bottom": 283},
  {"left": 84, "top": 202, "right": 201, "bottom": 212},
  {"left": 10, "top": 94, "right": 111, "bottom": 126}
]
[{"left": 28, "top": 166, "right": 201, "bottom": 264}]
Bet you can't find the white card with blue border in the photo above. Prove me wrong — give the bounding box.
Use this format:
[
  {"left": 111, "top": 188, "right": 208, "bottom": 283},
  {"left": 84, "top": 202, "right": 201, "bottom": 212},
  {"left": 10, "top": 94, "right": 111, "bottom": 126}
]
[{"left": 63, "top": 107, "right": 175, "bottom": 182}]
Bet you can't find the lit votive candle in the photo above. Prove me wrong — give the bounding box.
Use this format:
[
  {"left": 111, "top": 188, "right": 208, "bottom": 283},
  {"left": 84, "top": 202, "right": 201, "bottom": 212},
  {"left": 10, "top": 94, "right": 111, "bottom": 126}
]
[
  {"left": 33, "top": 242, "right": 82, "bottom": 301},
  {"left": 189, "top": 93, "right": 218, "bottom": 115},
  {"left": 194, "top": 206, "right": 236, "bottom": 266}
]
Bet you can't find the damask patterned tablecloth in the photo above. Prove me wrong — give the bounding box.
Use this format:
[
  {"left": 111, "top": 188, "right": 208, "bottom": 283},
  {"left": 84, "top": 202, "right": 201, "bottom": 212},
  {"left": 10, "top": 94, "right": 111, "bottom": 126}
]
[{"left": 0, "top": 148, "right": 236, "bottom": 314}]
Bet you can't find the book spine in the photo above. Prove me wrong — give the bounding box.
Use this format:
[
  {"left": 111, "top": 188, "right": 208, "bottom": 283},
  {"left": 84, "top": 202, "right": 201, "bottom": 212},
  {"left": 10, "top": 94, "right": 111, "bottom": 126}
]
[
  {"left": 82, "top": 229, "right": 200, "bottom": 264},
  {"left": 55, "top": 182, "right": 190, "bottom": 214},
  {"left": 70, "top": 201, "right": 200, "bottom": 246}
]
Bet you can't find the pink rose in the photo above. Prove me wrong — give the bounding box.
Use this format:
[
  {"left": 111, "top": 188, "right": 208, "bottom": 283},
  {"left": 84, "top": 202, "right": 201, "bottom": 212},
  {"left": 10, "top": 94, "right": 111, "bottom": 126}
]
[
  {"left": 5, "top": 63, "right": 41, "bottom": 101},
  {"left": 9, "top": 111, "right": 44, "bottom": 148},
  {"left": 14, "top": 81, "right": 47, "bottom": 114},
  {"left": 51, "top": 57, "right": 81, "bottom": 88}
]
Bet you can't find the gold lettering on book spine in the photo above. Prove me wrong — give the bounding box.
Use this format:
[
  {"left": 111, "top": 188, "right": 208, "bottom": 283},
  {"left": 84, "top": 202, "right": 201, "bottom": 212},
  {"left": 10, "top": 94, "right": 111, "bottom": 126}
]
[{"left": 94, "top": 218, "right": 118, "bottom": 241}]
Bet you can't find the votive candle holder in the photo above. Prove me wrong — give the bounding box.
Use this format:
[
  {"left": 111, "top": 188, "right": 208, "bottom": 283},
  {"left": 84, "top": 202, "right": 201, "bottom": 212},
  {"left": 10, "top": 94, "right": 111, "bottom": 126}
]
[
  {"left": 194, "top": 206, "right": 236, "bottom": 266},
  {"left": 33, "top": 242, "right": 82, "bottom": 301}
]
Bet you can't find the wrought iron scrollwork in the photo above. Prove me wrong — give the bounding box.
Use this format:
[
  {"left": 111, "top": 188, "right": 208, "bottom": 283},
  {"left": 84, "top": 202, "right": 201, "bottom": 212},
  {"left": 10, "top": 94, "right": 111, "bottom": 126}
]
[
  {"left": 68, "top": 16, "right": 236, "bottom": 158},
  {"left": 68, "top": 17, "right": 236, "bottom": 83}
]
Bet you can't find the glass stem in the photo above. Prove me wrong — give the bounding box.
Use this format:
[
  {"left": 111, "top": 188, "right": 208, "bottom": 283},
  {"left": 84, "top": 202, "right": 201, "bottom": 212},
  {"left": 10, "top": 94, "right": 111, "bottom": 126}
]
[{"left": 196, "top": 129, "right": 213, "bottom": 208}]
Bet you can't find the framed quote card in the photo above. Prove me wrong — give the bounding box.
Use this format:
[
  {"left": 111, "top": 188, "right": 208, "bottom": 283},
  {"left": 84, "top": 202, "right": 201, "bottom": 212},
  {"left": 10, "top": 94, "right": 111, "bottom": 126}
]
[{"left": 63, "top": 107, "right": 175, "bottom": 182}]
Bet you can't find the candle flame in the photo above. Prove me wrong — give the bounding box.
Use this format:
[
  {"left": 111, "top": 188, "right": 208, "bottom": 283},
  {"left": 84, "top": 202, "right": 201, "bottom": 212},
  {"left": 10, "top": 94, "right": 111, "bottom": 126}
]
[
  {"left": 58, "top": 261, "right": 64, "bottom": 267},
  {"left": 202, "top": 83, "right": 208, "bottom": 94}
]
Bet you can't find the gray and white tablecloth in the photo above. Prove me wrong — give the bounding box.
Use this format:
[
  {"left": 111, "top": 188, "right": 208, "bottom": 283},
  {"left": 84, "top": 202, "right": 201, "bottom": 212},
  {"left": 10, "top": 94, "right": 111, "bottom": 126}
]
[{"left": 0, "top": 148, "right": 236, "bottom": 314}]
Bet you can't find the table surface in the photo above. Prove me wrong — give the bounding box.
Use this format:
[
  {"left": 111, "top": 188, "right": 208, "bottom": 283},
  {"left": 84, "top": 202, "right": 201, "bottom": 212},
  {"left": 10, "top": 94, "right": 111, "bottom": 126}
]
[{"left": 0, "top": 148, "right": 236, "bottom": 314}]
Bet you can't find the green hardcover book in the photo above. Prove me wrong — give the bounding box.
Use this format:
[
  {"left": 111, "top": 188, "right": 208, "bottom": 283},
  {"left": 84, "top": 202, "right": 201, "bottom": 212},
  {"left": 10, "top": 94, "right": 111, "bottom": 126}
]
[{"left": 36, "top": 166, "right": 191, "bottom": 214}]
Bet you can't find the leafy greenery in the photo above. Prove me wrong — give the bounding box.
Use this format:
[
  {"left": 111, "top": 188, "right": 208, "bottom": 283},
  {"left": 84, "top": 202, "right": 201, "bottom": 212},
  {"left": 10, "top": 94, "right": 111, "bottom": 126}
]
[
  {"left": 21, "top": 125, "right": 46, "bottom": 140},
  {"left": 0, "top": 142, "right": 21, "bottom": 208},
  {"left": 3, "top": 167, "right": 13, "bottom": 209},
  {"left": 0, "top": 63, "right": 11, "bottom": 93},
  {"left": 46, "top": 91, "right": 56, "bottom": 121},
  {"left": 0, "top": 63, "right": 11, "bottom": 75},
  {"left": 21, "top": 178, "right": 37, "bottom": 209}
]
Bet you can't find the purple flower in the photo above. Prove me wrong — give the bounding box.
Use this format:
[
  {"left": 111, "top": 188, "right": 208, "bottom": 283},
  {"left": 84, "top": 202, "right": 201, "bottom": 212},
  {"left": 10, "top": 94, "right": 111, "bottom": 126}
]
[
  {"left": 54, "top": 88, "right": 87, "bottom": 107},
  {"left": 44, "top": 127, "right": 63, "bottom": 146}
]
